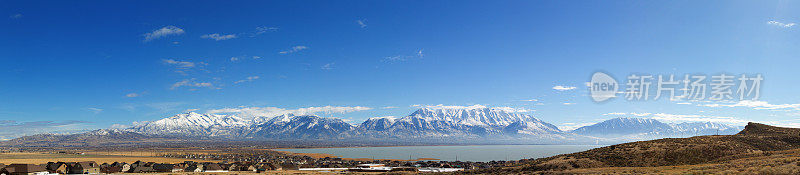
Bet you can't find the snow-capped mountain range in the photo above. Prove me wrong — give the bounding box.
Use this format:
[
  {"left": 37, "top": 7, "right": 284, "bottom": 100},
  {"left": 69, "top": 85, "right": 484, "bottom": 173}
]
[
  {"left": 129, "top": 112, "right": 249, "bottom": 137},
  {"left": 245, "top": 114, "right": 355, "bottom": 139},
  {"left": 47, "top": 107, "right": 743, "bottom": 144},
  {"left": 114, "top": 107, "right": 565, "bottom": 140},
  {"left": 569, "top": 117, "right": 743, "bottom": 141}
]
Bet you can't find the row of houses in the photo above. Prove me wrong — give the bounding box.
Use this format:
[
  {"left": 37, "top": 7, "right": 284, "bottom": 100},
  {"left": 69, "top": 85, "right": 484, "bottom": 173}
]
[
  {"left": 0, "top": 164, "right": 51, "bottom": 175},
  {"left": 0, "top": 162, "right": 101, "bottom": 175},
  {"left": 163, "top": 152, "right": 515, "bottom": 171},
  {"left": 0, "top": 161, "right": 294, "bottom": 175}
]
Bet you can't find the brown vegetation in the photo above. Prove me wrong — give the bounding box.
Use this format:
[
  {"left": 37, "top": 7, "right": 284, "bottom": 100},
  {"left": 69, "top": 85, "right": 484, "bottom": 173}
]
[{"left": 465, "top": 122, "right": 800, "bottom": 174}]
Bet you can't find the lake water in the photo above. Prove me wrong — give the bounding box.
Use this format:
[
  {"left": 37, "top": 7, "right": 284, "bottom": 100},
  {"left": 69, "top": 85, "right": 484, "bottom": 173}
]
[{"left": 278, "top": 145, "right": 604, "bottom": 162}]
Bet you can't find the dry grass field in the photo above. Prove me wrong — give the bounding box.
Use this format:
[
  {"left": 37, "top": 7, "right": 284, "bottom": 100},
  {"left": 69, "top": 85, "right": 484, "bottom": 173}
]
[
  {"left": 540, "top": 148, "right": 800, "bottom": 174},
  {"left": 462, "top": 123, "right": 800, "bottom": 174}
]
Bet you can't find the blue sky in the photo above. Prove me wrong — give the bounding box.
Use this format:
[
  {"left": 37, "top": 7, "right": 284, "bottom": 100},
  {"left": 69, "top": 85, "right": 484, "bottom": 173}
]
[{"left": 2, "top": 0, "right": 800, "bottom": 139}]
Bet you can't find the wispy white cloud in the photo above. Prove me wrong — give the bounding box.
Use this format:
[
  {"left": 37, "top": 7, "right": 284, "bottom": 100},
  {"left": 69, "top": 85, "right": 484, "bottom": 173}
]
[
  {"left": 170, "top": 79, "right": 216, "bottom": 90},
  {"left": 144, "top": 102, "right": 185, "bottom": 113},
  {"left": 491, "top": 106, "right": 532, "bottom": 112},
  {"left": 321, "top": 63, "right": 335, "bottom": 70},
  {"left": 383, "top": 55, "right": 407, "bottom": 62},
  {"left": 553, "top": 85, "right": 577, "bottom": 91},
  {"left": 520, "top": 99, "right": 538, "bottom": 102},
  {"left": 382, "top": 49, "right": 425, "bottom": 63},
  {"left": 234, "top": 76, "right": 259, "bottom": 84},
  {"left": 144, "top": 26, "right": 185, "bottom": 41},
  {"left": 562, "top": 102, "right": 575, "bottom": 105},
  {"left": 558, "top": 122, "right": 595, "bottom": 131},
  {"left": 207, "top": 106, "right": 373, "bottom": 120},
  {"left": 86, "top": 107, "right": 103, "bottom": 114},
  {"left": 0, "top": 120, "right": 92, "bottom": 140},
  {"left": 162, "top": 59, "right": 197, "bottom": 69},
  {"left": 382, "top": 106, "right": 398, "bottom": 109},
  {"left": 125, "top": 93, "right": 140, "bottom": 98},
  {"left": 761, "top": 119, "right": 800, "bottom": 128},
  {"left": 768, "top": 20, "right": 796, "bottom": 28},
  {"left": 698, "top": 100, "right": 800, "bottom": 110},
  {"left": 231, "top": 55, "right": 261, "bottom": 62},
  {"left": 9, "top": 13, "right": 22, "bottom": 19},
  {"left": 603, "top": 112, "right": 747, "bottom": 125},
  {"left": 650, "top": 113, "right": 748, "bottom": 124},
  {"left": 109, "top": 124, "right": 130, "bottom": 129},
  {"left": 279, "top": 46, "right": 308, "bottom": 54},
  {"left": 356, "top": 19, "right": 367, "bottom": 28},
  {"left": 252, "top": 26, "right": 278, "bottom": 36},
  {"left": 420, "top": 104, "right": 531, "bottom": 113},
  {"left": 162, "top": 59, "right": 207, "bottom": 75},
  {"left": 201, "top": 33, "right": 237, "bottom": 41}
]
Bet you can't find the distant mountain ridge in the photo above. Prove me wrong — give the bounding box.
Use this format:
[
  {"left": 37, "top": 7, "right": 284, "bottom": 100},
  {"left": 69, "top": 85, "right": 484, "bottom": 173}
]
[
  {"left": 2, "top": 108, "right": 745, "bottom": 146},
  {"left": 245, "top": 114, "right": 355, "bottom": 139},
  {"left": 129, "top": 112, "right": 249, "bottom": 137},
  {"left": 382, "top": 107, "right": 563, "bottom": 138},
  {"left": 570, "top": 117, "right": 743, "bottom": 141},
  {"left": 113, "top": 107, "right": 567, "bottom": 140}
]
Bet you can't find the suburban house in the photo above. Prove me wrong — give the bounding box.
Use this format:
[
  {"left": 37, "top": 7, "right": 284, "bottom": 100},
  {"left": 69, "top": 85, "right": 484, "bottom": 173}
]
[
  {"left": 152, "top": 164, "right": 183, "bottom": 172},
  {"left": 203, "top": 164, "right": 227, "bottom": 172},
  {"left": 128, "top": 166, "right": 154, "bottom": 173},
  {"left": 100, "top": 166, "right": 122, "bottom": 174},
  {"left": 0, "top": 164, "right": 49, "bottom": 175},
  {"left": 67, "top": 161, "right": 99, "bottom": 174},
  {"left": 185, "top": 164, "right": 203, "bottom": 172},
  {"left": 44, "top": 162, "right": 66, "bottom": 174}
]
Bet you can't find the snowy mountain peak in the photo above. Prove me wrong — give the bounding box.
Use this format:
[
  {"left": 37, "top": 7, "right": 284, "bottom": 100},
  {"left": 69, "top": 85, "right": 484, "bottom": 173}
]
[
  {"left": 129, "top": 112, "right": 248, "bottom": 136},
  {"left": 384, "top": 107, "right": 561, "bottom": 137},
  {"left": 358, "top": 116, "right": 397, "bottom": 131},
  {"left": 264, "top": 113, "right": 296, "bottom": 124},
  {"left": 409, "top": 106, "right": 535, "bottom": 127},
  {"left": 570, "top": 117, "right": 744, "bottom": 141},
  {"left": 246, "top": 114, "right": 353, "bottom": 139}
]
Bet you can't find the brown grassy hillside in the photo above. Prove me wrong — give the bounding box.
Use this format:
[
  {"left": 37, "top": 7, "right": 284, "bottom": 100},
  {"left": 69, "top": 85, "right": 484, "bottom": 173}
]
[{"left": 468, "top": 122, "right": 800, "bottom": 174}]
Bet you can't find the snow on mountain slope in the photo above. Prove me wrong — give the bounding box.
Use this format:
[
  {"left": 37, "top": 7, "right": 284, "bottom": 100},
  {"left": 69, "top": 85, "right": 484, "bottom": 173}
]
[
  {"left": 407, "top": 107, "right": 535, "bottom": 127},
  {"left": 570, "top": 118, "right": 673, "bottom": 137},
  {"left": 670, "top": 122, "right": 743, "bottom": 136},
  {"left": 503, "top": 119, "right": 563, "bottom": 135},
  {"left": 246, "top": 114, "right": 354, "bottom": 139},
  {"left": 129, "top": 112, "right": 249, "bottom": 137},
  {"left": 112, "top": 109, "right": 742, "bottom": 143},
  {"left": 386, "top": 107, "right": 562, "bottom": 137},
  {"left": 357, "top": 116, "right": 396, "bottom": 131},
  {"left": 570, "top": 118, "right": 744, "bottom": 141}
]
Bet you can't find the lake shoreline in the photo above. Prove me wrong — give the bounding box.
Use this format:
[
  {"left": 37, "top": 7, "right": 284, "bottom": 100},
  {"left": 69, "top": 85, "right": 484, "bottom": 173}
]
[{"left": 272, "top": 145, "right": 605, "bottom": 162}]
